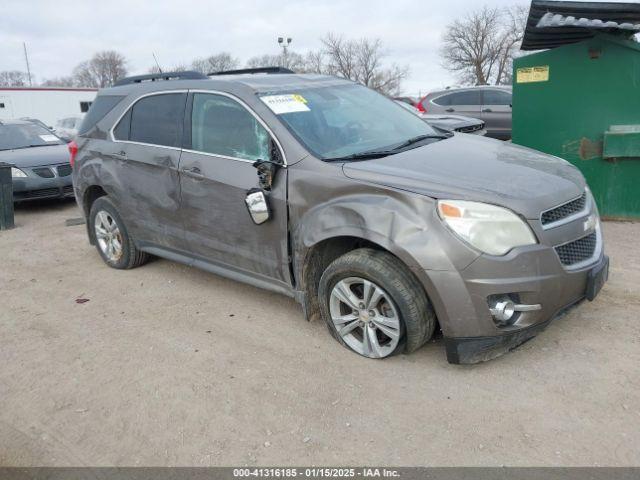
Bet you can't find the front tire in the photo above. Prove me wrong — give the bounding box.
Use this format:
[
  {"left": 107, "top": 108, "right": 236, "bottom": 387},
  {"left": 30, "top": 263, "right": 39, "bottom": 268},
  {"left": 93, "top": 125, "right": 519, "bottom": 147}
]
[
  {"left": 89, "top": 197, "right": 149, "bottom": 269},
  {"left": 318, "top": 248, "right": 436, "bottom": 359}
]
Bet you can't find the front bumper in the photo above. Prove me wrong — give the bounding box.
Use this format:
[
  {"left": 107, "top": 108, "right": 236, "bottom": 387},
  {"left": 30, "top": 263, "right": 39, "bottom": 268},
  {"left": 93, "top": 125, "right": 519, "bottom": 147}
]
[
  {"left": 12, "top": 165, "right": 74, "bottom": 202},
  {"left": 431, "top": 250, "right": 608, "bottom": 364}
]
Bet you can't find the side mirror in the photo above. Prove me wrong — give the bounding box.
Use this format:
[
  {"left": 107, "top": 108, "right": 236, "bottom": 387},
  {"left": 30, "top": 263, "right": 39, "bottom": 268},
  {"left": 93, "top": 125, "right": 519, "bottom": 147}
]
[{"left": 245, "top": 189, "right": 271, "bottom": 225}]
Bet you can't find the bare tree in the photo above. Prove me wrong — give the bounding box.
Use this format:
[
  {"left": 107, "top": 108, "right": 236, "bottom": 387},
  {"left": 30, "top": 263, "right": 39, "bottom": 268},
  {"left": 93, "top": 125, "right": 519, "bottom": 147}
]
[
  {"left": 441, "top": 5, "right": 528, "bottom": 86},
  {"left": 0, "top": 70, "right": 29, "bottom": 87},
  {"left": 191, "top": 52, "right": 239, "bottom": 74},
  {"left": 40, "top": 76, "right": 75, "bottom": 87},
  {"left": 245, "top": 51, "right": 306, "bottom": 71},
  {"left": 302, "top": 50, "right": 326, "bottom": 74},
  {"left": 73, "top": 51, "right": 128, "bottom": 87},
  {"left": 147, "top": 64, "right": 189, "bottom": 74},
  {"left": 496, "top": 5, "right": 529, "bottom": 85},
  {"left": 320, "top": 34, "right": 408, "bottom": 95}
]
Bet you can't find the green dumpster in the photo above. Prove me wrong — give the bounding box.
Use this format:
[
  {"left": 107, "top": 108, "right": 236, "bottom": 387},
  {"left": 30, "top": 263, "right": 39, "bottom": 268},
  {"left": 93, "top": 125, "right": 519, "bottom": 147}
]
[{"left": 513, "top": 1, "right": 640, "bottom": 220}]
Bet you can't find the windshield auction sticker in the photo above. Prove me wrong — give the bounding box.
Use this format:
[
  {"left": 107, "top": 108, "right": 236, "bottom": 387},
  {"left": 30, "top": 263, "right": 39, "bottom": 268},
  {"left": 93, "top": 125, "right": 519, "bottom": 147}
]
[{"left": 261, "top": 94, "right": 310, "bottom": 114}]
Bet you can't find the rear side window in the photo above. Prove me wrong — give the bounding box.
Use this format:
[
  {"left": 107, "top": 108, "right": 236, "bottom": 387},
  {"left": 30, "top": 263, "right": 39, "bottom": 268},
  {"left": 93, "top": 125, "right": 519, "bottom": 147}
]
[
  {"left": 78, "top": 95, "right": 124, "bottom": 135},
  {"left": 483, "top": 90, "right": 512, "bottom": 106},
  {"left": 190, "top": 93, "right": 270, "bottom": 161},
  {"left": 114, "top": 93, "right": 186, "bottom": 147},
  {"left": 447, "top": 91, "right": 482, "bottom": 106}
]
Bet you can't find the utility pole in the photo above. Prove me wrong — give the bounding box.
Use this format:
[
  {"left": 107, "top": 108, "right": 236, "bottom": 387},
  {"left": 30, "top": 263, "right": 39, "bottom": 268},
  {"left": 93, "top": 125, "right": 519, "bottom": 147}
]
[
  {"left": 152, "top": 53, "right": 163, "bottom": 74},
  {"left": 277, "top": 37, "right": 292, "bottom": 68},
  {"left": 23, "top": 42, "right": 32, "bottom": 86}
]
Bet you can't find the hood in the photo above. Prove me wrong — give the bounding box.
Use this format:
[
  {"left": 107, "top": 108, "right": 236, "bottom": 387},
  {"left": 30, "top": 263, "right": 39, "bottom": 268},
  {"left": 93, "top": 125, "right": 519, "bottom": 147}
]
[
  {"left": 342, "top": 134, "right": 585, "bottom": 219},
  {"left": 0, "top": 144, "right": 70, "bottom": 168}
]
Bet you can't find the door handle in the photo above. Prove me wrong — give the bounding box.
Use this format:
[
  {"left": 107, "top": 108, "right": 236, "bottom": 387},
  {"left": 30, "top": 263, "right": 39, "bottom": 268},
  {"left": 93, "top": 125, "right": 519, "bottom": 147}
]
[
  {"left": 181, "top": 166, "right": 205, "bottom": 180},
  {"left": 445, "top": 108, "right": 455, "bottom": 113},
  {"left": 482, "top": 108, "right": 493, "bottom": 113},
  {"left": 112, "top": 150, "right": 127, "bottom": 159}
]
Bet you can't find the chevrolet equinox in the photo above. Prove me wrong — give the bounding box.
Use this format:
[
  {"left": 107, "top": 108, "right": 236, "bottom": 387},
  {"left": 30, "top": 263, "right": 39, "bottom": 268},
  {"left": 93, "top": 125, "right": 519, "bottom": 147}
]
[{"left": 71, "top": 68, "right": 609, "bottom": 364}]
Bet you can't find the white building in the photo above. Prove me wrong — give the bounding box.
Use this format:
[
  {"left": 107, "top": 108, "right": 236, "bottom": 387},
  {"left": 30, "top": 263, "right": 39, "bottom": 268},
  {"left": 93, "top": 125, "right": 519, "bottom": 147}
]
[{"left": 0, "top": 87, "right": 98, "bottom": 127}]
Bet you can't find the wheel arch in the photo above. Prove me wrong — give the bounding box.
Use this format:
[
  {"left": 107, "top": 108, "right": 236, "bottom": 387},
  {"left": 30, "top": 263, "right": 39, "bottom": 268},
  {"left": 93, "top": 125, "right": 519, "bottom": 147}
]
[
  {"left": 294, "top": 229, "right": 436, "bottom": 324},
  {"left": 82, "top": 185, "right": 108, "bottom": 245}
]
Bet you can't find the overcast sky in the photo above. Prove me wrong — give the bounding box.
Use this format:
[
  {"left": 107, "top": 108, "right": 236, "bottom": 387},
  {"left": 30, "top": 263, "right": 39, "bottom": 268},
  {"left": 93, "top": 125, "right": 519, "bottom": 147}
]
[{"left": 0, "top": 0, "right": 636, "bottom": 96}]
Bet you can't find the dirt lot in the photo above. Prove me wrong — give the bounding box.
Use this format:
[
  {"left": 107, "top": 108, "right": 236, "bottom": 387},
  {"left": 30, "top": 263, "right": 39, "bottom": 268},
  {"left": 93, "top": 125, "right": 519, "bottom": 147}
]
[{"left": 1, "top": 200, "right": 639, "bottom": 467}]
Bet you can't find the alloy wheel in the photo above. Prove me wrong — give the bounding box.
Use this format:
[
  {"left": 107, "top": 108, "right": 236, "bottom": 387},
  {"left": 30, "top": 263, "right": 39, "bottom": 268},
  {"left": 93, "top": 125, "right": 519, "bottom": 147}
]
[
  {"left": 329, "top": 277, "right": 401, "bottom": 358},
  {"left": 94, "top": 210, "right": 124, "bottom": 262}
]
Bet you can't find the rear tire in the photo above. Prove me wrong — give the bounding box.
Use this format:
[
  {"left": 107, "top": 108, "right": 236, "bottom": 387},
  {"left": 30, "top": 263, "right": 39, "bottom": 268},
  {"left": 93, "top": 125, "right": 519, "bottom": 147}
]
[
  {"left": 318, "top": 248, "right": 436, "bottom": 359},
  {"left": 89, "top": 197, "right": 148, "bottom": 270}
]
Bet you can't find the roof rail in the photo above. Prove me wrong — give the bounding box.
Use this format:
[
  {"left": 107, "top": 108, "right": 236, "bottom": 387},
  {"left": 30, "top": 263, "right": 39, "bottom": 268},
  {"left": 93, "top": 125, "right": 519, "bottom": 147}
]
[
  {"left": 209, "top": 66, "right": 295, "bottom": 76},
  {"left": 113, "top": 71, "right": 207, "bottom": 87}
]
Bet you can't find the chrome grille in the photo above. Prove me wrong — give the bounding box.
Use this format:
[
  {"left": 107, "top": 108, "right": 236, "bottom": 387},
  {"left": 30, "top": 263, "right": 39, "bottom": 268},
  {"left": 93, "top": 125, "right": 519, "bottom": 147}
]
[
  {"left": 57, "top": 164, "right": 72, "bottom": 177},
  {"left": 541, "top": 192, "right": 587, "bottom": 226},
  {"left": 32, "top": 167, "right": 54, "bottom": 178},
  {"left": 456, "top": 123, "right": 485, "bottom": 134},
  {"left": 555, "top": 232, "right": 597, "bottom": 266}
]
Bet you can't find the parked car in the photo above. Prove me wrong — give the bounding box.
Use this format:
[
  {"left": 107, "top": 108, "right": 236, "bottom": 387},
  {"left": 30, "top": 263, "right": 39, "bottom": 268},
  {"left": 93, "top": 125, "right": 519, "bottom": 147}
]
[
  {"left": 72, "top": 70, "right": 607, "bottom": 364},
  {"left": 418, "top": 86, "right": 512, "bottom": 140},
  {"left": 395, "top": 100, "right": 486, "bottom": 135},
  {"left": 54, "top": 115, "right": 84, "bottom": 142},
  {"left": 20, "top": 117, "right": 54, "bottom": 131},
  {"left": 0, "top": 119, "right": 74, "bottom": 201}
]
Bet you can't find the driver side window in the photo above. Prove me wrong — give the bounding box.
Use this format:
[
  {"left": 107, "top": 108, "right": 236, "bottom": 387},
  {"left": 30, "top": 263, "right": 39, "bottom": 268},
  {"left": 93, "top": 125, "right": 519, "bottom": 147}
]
[{"left": 190, "top": 93, "right": 271, "bottom": 161}]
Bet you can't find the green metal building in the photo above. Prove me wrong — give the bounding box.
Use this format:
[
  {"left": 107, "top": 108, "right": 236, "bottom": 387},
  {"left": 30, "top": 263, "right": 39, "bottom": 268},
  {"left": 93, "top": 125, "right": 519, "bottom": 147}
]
[{"left": 513, "top": 1, "right": 640, "bottom": 219}]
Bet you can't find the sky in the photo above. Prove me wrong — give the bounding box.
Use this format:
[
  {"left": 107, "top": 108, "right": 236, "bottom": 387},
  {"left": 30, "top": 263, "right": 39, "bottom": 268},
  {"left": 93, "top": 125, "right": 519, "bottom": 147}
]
[{"left": 0, "top": 0, "right": 636, "bottom": 96}]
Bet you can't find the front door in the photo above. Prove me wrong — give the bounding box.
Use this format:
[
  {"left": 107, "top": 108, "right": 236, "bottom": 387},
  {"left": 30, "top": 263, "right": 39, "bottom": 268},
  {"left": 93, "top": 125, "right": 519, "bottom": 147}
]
[{"left": 178, "top": 91, "right": 291, "bottom": 288}]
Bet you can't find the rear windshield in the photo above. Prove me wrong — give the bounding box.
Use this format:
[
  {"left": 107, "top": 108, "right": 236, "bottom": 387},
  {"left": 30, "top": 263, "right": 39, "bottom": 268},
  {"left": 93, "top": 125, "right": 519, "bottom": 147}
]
[
  {"left": 0, "top": 123, "right": 64, "bottom": 151},
  {"left": 78, "top": 95, "right": 125, "bottom": 135},
  {"left": 259, "top": 83, "right": 436, "bottom": 160}
]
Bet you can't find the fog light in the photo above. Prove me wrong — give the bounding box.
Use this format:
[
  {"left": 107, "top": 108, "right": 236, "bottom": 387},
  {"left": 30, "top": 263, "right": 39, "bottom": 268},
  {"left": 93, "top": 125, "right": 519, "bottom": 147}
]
[
  {"left": 491, "top": 300, "right": 516, "bottom": 323},
  {"left": 488, "top": 296, "right": 542, "bottom": 327}
]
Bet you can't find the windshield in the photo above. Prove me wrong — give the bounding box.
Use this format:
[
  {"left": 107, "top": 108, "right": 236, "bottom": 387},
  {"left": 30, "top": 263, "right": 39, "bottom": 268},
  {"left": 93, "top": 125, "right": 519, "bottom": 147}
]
[
  {"left": 259, "top": 83, "right": 439, "bottom": 160},
  {"left": 0, "top": 123, "right": 64, "bottom": 151}
]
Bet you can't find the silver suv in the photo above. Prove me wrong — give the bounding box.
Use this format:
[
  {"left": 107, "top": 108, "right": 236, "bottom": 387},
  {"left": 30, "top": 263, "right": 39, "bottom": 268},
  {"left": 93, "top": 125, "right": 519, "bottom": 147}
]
[
  {"left": 419, "top": 86, "right": 512, "bottom": 140},
  {"left": 71, "top": 69, "right": 607, "bottom": 364}
]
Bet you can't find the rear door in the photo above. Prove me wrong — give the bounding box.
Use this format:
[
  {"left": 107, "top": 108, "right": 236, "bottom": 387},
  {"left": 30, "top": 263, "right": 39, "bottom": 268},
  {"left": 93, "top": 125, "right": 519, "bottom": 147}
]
[
  {"left": 431, "top": 90, "right": 482, "bottom": 119},
  {"left": 481, "top": 89, "right": 512, "bottom": 139},
  {"left": 178, "top": 91, "right": 291, "bottom": 287},
  {"left": 110, "top": 91, "right": 188, "bottom": 251}
]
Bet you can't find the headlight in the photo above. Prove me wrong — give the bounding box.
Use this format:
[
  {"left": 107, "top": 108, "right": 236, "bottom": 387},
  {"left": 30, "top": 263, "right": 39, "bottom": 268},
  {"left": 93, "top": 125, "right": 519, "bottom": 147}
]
[
  {"left": 437, "top": 200, "right": 537, "bottom": 256},
  {"left": 11, "top": 167, "right": 27, "bottom": 178}
]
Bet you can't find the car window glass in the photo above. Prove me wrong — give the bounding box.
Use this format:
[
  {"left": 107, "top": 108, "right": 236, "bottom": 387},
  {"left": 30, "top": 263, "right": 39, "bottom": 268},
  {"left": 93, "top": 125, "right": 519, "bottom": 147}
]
[
  {"left": 0, "top": 123, "right": 64, "bottom": 150},
  {"left": 262, "top": 84, "right": 436, "bottom": 160},
  {"left": 432, "top": 94, "right": 452, "bottom": 106},
  {"left": 113, "top": 109, "right": 131, "bottom": 141},
  {"left": 448, "top": 91, "right": 482, "bottom": 106},
  {"left": 483, "top": 90, "right": 512, "bottom": 106},
  {"left": 190, "top": 93, "right": 270, "bottom": 161},
  {"left": 79, "top": 95, "right": 124, "bottom": 136},
  {"left": 129, "top": 93, "right": 186, "bottom": 147}
]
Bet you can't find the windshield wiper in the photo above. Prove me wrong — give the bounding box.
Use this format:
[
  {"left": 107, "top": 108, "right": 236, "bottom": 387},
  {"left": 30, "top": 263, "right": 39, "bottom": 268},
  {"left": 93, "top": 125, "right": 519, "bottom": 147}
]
[
  {"left": 390, "top": 133, "right": 451, "bottom": 151},
  {"left": 324, "top": 150, "right": 398, "bottom": 162},
  {"left": 323, "top": 133, "right": 452, "bottom": 162}
]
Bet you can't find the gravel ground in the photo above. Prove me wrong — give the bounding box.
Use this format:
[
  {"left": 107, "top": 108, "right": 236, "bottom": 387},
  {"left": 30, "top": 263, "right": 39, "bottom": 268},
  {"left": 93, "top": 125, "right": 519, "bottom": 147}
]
[{"left": 1, "top": 199, "right": 639, "bottom": 467}]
